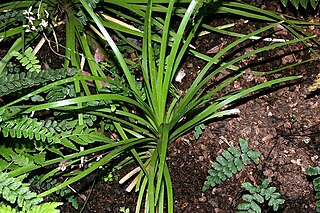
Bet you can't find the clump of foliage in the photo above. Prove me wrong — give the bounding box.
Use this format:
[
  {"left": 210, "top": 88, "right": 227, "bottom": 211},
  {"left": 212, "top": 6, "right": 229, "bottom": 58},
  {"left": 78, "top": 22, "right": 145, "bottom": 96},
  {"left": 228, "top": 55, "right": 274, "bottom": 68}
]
[
  {"left": 202, "top": 139, "right": 260, "bottom": 191},
  {"left": 307, "top": 161, "right": 320, "bottom": 212},
  {"left": 237, "top": 179, "right": 285, "bottom": 212}
]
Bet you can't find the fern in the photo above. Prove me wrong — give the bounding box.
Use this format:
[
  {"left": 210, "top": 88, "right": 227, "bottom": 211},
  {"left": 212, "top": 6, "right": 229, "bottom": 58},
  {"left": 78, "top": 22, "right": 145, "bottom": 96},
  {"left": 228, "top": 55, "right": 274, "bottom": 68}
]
[
  {"left": 237, "top": 179, "right": 285, "bottom": 212},
  {"left": 10, "top": 48, "right": 41, "bottom": 73},
  {"left": 194, "top": 123, "right": 205, "bottom": 139},
  {"left": 45, "top": 84, "right": 76, "bottom": 102},
  {"left": 0, "top": 116, "right": 58, "bottom": 144},
  {"left": 307, "top": 161, "right": 320, "bottom": 212},
  {"left": 0, "top": 10, "right": 24, "bottom": 28},
  {"left": 281, "top": 0, "right": 319, "bottom": 9},
  {"left": 0, "top": 68, "right": 68, "bottom": 97},
  {"left": 0, "top": 116, "right": 111, "bottom": 155},
  {"left": 0, "top": 171, "right": 43, "bottom": 211},
  {"left": 0, "top": 203, "right": 62, "bottom": 213},
  {"left": 202, "top": 139, "right": 260, "bottom": 191},
  {"left": 29, "top": 175, "right": 78, "bottom": 209},
  {"left": 0, "top": 145, "right": 46, "bottom": 172}
]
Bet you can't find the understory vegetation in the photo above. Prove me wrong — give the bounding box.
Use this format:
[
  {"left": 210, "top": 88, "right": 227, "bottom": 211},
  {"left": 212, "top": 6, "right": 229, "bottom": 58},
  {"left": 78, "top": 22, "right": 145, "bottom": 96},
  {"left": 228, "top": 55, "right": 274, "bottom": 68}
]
[{"left": 0, "top": 0, "right": 319, "bottom": 212}]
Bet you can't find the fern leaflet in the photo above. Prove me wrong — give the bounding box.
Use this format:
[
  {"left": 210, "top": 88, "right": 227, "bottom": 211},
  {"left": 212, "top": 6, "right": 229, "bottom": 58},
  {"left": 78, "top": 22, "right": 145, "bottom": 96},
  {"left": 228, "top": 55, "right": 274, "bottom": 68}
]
[
  {"left": 237, "top": 179, "right": 285, "bottom": 212},
  {"left": 202, "top": 139, "right": 260, "bottom": 191},
  {"left": 10, "top": 48, "right": 41, "bottom": 73}
]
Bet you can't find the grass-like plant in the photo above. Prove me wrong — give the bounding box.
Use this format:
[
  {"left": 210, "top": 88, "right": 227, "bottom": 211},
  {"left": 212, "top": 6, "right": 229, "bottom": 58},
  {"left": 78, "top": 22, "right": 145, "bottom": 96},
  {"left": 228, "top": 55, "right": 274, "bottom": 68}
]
[{"left": 0, "top": 0, "right": 318, "bottom": 212}]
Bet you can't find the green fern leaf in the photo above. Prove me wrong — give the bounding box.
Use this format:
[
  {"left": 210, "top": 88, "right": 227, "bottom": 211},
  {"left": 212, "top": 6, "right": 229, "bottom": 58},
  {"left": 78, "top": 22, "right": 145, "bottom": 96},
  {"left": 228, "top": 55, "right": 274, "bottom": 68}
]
[
  {"left": 237, "top": 202, "right": 251, "bottom": 210},
  {"left": 234, "top": 157, "right": 243, "bottom": 171},
  {"left": 33, "top": 152, "right": 46, "bottom": 166},
  {"left": 228, "top": 146, "right": 241, "bottom": 157},
  {"left": 253, "top": 193, "right": 264, "bottom": 204},
  {"left": 237, "top": 179, "right": 284, "bottom": 212},
  {"left": 260, "top": 179, "right": 270, "bottom": 189},
  {"left": 0, "top": 68, "right": 68, "bottom": 97},
  {"left": 242, "top": 194, "right": 254, "bottom": 202},
  {"left": 59, "top": 138, "right": 78, "bottom": 151},
  {"left": 216, "top": 156, "right": 228, "bottom": 166},
  {"left": 0, "top": 172, "right": 43, "bottom": 211},
  {"left": 10, "top": 48, "right": 41, "bottom": 73},
  {"left": 247, "top": 150, "right": 260, "bottom": 164},
  {"left": 28, "top": 202, "right": 62, "bottom": 213},
  {"left": 239, "top": 139, "right": 249, "bottom": 153},
  {"left": 300, "top": 0, "right": 308, "bottom": 8},
  {"left": 203, "top": 139, "right": 260, "bottom": 191},
  {"left": 0, "top": 205, "right": 18, "bottom": 213}
]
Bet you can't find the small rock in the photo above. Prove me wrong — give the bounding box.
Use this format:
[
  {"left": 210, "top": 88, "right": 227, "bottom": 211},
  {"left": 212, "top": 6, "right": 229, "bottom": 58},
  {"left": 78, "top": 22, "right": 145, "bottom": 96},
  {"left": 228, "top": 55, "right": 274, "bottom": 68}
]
[{"left": 199, "top": 194, "right": 207, "bottom": 202}]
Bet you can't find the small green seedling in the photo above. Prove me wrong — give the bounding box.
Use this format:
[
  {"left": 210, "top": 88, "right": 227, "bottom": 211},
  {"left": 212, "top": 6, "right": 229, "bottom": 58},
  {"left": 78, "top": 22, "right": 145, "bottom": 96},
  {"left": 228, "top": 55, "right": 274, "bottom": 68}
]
[
  {"left": 119, "top": 206, "right": 130, "bottom": 213},
  {"left": 202, "top": 139, "right": 260, "bottom": 191},
  {"left": 237, "top": 179, "right": 285, "bottom": 212},
  {"left": 194, "top": 123, "right": 205, "bottom": 139}
]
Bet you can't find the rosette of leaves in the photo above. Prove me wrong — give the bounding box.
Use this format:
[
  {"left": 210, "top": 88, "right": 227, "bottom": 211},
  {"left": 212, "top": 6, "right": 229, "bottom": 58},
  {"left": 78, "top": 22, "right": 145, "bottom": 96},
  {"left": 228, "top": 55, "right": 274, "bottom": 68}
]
[
  {"left": 307, "top": 161, "right": 320, "bottom": 212},
  {"left": 237, "top": 179, "right": 285, "bottom": 212},
  {"left": 202, "top": 139, "right": 260, "bottom": 191}
]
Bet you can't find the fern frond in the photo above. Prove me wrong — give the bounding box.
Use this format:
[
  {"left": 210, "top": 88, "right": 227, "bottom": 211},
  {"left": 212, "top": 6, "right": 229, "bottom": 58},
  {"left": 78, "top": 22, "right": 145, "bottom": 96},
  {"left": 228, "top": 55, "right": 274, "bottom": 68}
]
[
  {"left": 57, "top": 124, "right": 111, "bottom": 151},
  {"left": 29, "top": 175, "right": 78, "bottom": 209},
  {"left": 202, "top": 139, "right": 260, "bottom": 191},
  {"left": 10, "top": 48, "right": 41, "bottom": 73},
  {"left": 0, "top": 202, "right": 62, "bottom": 213},
  {"left": 0, "top": 116, "right": 58, "bottom": 143},
  {"left": 0, "top": 10, "right": 24, "bottom": 28},
  {"left": 0, "top": 68, "right": 67, "bottom": 97},
  {"left": 237, "top": 179, "right": 285, "bottom": 212},
  {"left": 0, "top": 171, "right": 43, "bottom": 211},
  {"left": 0, "top": 116, "right": 110, "bottom": 153},
  {"left": 0, "top": 145, "right": 46, "bottom": 172},
  {"left": 28, "top": 202, "right": 62, "bottom": 213},
  {"left": 0, "top": 205, "right": 18, "bottom": 213}
]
